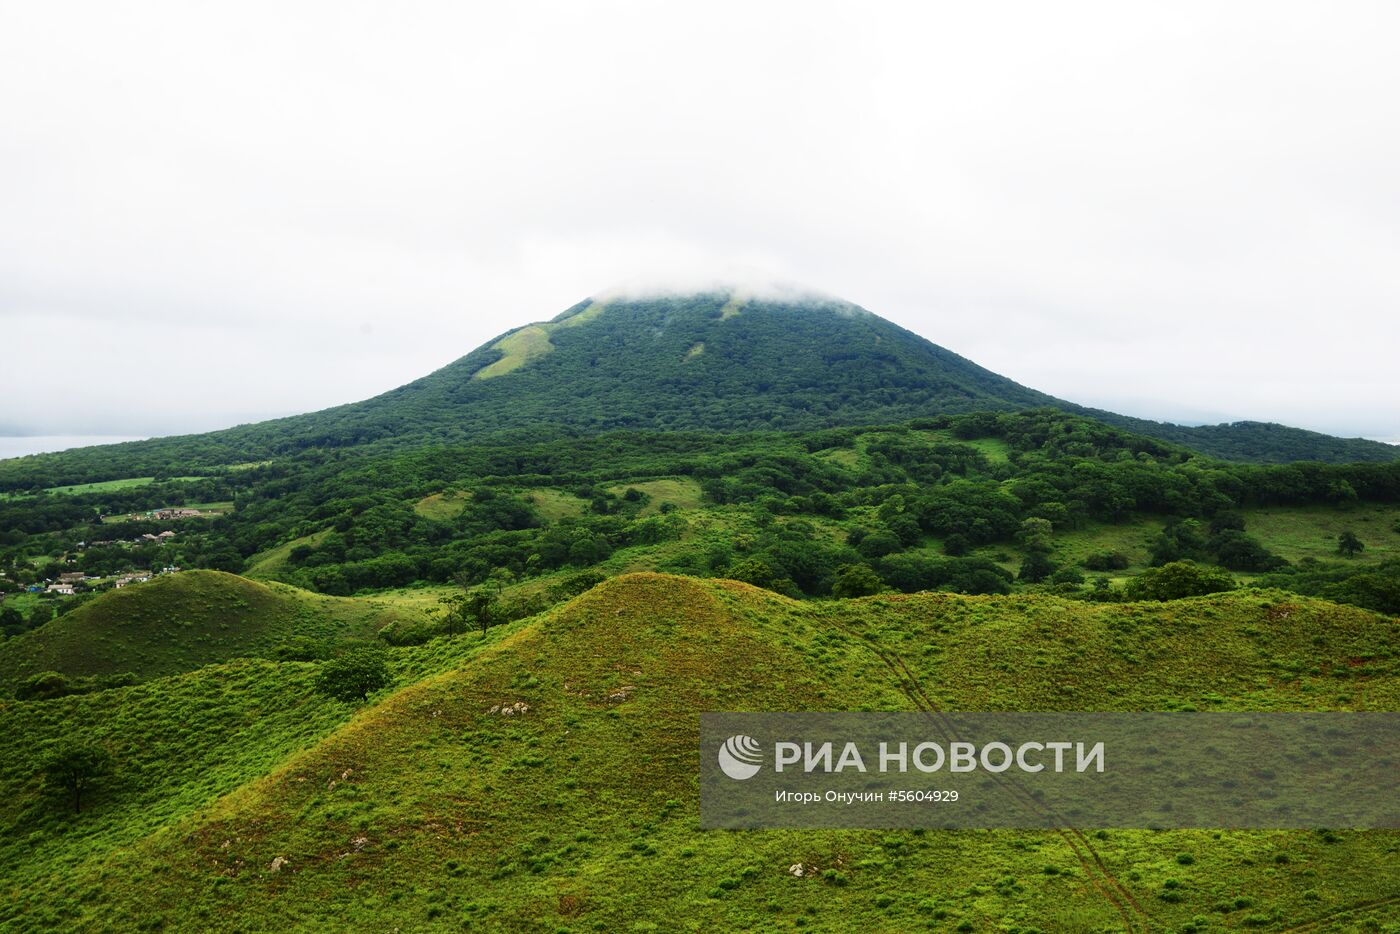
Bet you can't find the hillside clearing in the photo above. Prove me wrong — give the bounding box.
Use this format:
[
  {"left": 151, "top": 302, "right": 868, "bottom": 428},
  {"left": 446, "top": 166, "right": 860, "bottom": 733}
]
[
  {"left": 525, "top": 488, "right": 588, "bottom": 522},
  {"left": 606, "top": 477, "right": 704, "bottom": 514},
  {"left": 473, "top": 325, "right": 554, "bottom": 380},
  {"left": 412, "top": 490, "right": 471, "bottom": 520}
]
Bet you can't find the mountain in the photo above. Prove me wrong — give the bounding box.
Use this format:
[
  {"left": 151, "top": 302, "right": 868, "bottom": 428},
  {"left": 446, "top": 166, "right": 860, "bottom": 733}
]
[{"left": 1, "top": 290, "right": 1394, "bottom": 488}]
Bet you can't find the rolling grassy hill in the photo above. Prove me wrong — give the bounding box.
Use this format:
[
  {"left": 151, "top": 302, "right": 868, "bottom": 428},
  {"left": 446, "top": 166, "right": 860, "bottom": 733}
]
[
  {"left": 0, "top": 571, "right": 429, "bottom": 686},
  {"left": 2, "top": 574, "right": 1395, "bottom": 931},
  {"left": 3, "top": 291, "right": 1394, "bottom": 493}
]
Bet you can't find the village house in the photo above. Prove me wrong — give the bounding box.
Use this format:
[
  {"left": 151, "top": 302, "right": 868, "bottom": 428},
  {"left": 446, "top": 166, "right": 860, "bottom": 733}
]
[
  {"left": 114, "top": 572, "right": 151, "bottom": 588},
  {"left": 46, "top": 582, "right": 75, "bottom": 595}
]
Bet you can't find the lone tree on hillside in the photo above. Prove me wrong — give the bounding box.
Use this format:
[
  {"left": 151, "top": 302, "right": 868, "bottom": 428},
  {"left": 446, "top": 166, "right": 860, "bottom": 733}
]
[
  {"left": 442, "top": 569, "right": 508, "bottom": 636},
  {"left": 831, "top": 563, "right": 883, "bottom": 599},
  {"left": 1123, "top": 560, "right": 1235, "bottom": 602},
  {"left": 315, "top": 648, "right": 390, "bottom": 702},
  {"left": 42, "top": 743, "right": 112, "bottom": 814},
  {"left": 1338, "top": 531, "right": 1365, "bottom": 558},
  {"left": 1018, "top": 552, "right": 1056, "bottom": 584}
]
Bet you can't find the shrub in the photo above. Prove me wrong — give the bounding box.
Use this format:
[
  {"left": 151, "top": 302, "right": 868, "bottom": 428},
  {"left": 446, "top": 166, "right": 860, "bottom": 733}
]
[
  {"left": 1083, "top": 551, "right": 1129, "bottom": 571},
  {"left": 943, "top": 533, "right": 971, "bottom": 557},
  {"left": 316, "top": 647, "right": 391, "bottom": 702},
  {"left": 1018, "top": 552, "right": 1056, "bottom": 583},
  {"left": 378, "top": 619, "right": 439, "bottom": 646},
  {"left": 856, "top": 529, "right": 903, "bottom": 559},
  {"left": 15, "top": 671, "right": 73, "bottom": 701},
  {"left": 274, "top": 636, "right": 331, "bottom": 661},
  {"left": 1124, "top": 561, "right": 1234, "bottom": 601},
  {"left": 831, "top": 564, "right": 883, "bottom": 598},
  {"left": 1209, "top": 530, "right": 1286, "bottom": 571},
  {"left": 13, "top": 671, "right": 135, "bottom": 701}
]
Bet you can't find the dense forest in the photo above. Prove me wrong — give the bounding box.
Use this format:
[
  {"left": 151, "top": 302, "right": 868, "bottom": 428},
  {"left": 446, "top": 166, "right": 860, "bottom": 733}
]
[{"left": 5, "top": 409, "right": 1398, "bottom": 650}]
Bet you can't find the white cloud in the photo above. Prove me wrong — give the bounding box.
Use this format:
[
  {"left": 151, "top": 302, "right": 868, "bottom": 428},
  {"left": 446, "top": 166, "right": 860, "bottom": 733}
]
[{"left": 1, "top": 0, "right": 1397, "bottom": 440}]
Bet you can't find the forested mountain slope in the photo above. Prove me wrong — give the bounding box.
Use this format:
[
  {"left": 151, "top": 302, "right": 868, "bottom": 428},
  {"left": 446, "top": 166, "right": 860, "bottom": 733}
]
[{"left": 2, "top": 291, "right": 1393, "bottom": 491}]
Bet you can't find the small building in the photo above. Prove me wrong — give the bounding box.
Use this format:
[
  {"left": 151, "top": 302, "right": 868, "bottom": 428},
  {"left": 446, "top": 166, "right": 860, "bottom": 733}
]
[
  {"left": 58, "top": 571, "right": 87, "bottom": 583},
  {"left": 152, "top": 508, "right": 203, "bottom": 520},
  {"left": 46, "top": 583, "right": 75, "bottom": 595}
]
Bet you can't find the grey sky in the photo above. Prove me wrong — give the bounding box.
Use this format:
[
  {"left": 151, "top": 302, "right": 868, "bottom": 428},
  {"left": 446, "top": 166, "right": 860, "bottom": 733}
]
[{"left": 2, "top": 1, "right": 1398, "bottom": 445}]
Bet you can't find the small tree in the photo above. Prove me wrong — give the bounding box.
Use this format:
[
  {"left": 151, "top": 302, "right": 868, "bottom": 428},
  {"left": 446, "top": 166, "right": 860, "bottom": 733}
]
[
  {"left": 831, "top": 564, "right": 883, "bottom": 599},
  {"left": 1124, "top": 560, "right": 1234, "bottom": 601},
  {"left": 1017, "top": 517, "right": 1055, "bottom": 554},
  {"left": 1337, "top": 531, "right": 1365, "bottom": 558},
  {"left": 316, "top": 648, "right": 390, "bottom": 702},
  {"left": 728, "top": 557, "right": 777, "bottom": 589},
  {"left": 441, "top": 570, "right": 509, "bottom": 636},
  {"left": 467, "top": 575, "right": 509, "bottom": 635},
  {"left": 942, "top": 533, "right": 971, "bottom": 557},
  {"left": 42, "top": 743, "right": 112, "bottom": 814},
  {"left": 1018, "top": 552, "right": 1056, "bottom": 583}
]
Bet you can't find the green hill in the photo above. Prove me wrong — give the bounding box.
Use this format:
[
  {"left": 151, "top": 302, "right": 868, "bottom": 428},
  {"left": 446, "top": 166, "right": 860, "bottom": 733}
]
[
  {"left": 3, "top": 574, "right": 1395, "bottom": 931},
  {"left": 2, "top": 291, "right": 1393, "bottom": 492},
  {"left": 0, "top": 571, "right": 421, "bottom": 688}
]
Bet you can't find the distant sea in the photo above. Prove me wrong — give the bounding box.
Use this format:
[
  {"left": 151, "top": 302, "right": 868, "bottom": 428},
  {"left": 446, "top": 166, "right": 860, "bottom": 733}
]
[{"left": 0, "top": 435, "right": 149, "bottom": 460}]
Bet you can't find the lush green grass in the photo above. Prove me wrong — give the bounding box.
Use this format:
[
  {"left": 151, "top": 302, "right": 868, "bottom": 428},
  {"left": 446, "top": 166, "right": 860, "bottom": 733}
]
[
  {"left": 605, "top": 477, "right": 705, "bottom": 515},
  {"left": 1037, "top": 505, "right": 1400, "bottom": 578},
  {"left": 0, "top": 592, "right": 46, "bottom": 617},
  {"left": 244, "top": 530, "right": 331, "bottom": 577},
  {"left": 1051, "top": 516, "right": 1167, "bottom": 573},
  {"left": 4, "top": 574, "right": 1394, "bottom": 931},
  {"left": 47, "top": 476, "right": 202, "bottom": 496},
  {"left": 0, "top": 620, "right": 527, "bottom": 932},
  {"left": 816, "top": 446, "right": 862, "bottom": 470},
  {"left": 0, "top": 571, "right": 427, "bottom": 685},
  {"left": 473, "top": 325, "right": 556, "bottom": 380},
  {"left": 0, "top": 475, "right": 206, "bottom": 501},
  {"left": 412, "top": 490, "right": 471, "bottom": 520},
  {"left": 525, "top": 488, "right": 588, "bottom": 523},
  {"left": 0, "top": 659, "right": 353, "bottom": 907},
  {"left": 179, "top": 500, "right": 234, "bottom": 512},
  {"left": 918, "top": 428, "right": 1012, "bottom": 463},
  {"left": 1241, "top": 503, "right": 1400, "bottom": 564}
]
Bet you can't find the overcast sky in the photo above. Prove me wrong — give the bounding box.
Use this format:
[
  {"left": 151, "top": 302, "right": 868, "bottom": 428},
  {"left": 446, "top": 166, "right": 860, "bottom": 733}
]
[{"left": 2, "top": 1, "right": 1398, "bottom": 450}]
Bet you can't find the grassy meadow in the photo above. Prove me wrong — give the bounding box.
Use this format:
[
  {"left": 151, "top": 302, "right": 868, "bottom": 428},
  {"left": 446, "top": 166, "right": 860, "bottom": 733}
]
[{"left": 1, "top": 572, "right": 1397, "bottom": 931}]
